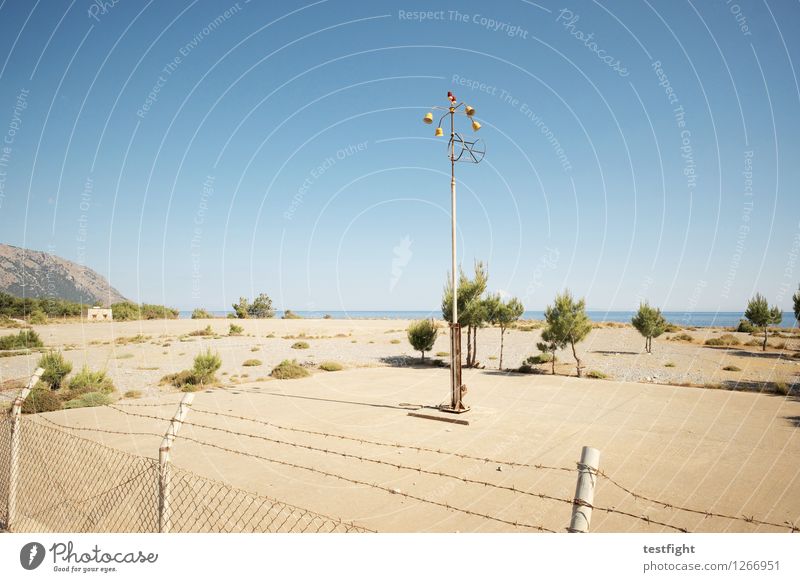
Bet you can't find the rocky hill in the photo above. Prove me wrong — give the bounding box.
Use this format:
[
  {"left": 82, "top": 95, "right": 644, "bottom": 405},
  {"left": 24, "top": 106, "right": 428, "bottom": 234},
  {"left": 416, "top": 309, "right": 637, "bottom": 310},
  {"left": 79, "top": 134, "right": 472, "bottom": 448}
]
[{"left": 0, "top": 244, "right": 128, "bottom": 306}]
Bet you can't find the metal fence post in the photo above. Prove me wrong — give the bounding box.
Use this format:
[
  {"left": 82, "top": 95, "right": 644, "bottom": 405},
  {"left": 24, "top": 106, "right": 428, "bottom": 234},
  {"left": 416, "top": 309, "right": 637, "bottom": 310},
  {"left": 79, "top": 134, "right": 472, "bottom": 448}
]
[
  {"left": 6, "top": 367, "right": 44, "bottom": 531},
  {"left": 568, "top": 446, "right": 600, "bottom": 533},
  {"left": 158, "top": 393, "right": 193, "bottom": 533}
]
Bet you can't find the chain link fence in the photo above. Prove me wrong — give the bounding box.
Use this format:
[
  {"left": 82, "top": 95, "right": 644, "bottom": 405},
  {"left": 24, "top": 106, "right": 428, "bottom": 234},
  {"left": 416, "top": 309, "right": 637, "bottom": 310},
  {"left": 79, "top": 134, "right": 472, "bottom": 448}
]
[{"left": 0, "top": 416, "right": 369, "bottom": 533}]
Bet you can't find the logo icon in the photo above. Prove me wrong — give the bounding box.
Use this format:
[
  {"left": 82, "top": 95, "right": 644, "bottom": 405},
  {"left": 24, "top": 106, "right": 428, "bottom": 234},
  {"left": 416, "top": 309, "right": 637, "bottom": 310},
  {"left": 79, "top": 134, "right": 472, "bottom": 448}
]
[{"left": 20, "top": 542, "right": 46, "bottom": 570}]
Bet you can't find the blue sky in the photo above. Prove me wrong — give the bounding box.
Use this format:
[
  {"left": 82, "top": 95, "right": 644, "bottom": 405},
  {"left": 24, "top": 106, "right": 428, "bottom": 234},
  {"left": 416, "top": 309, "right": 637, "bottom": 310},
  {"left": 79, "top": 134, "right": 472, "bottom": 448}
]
[{"left": 0, "top": 0, "right": 798, "bottom": 312}]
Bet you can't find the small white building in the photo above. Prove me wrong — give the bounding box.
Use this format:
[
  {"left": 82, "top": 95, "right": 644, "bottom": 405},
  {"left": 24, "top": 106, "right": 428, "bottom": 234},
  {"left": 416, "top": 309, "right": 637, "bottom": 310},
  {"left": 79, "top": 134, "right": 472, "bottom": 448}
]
[{"left": 87, "top": 307, "right": 112, "bottom": 322}]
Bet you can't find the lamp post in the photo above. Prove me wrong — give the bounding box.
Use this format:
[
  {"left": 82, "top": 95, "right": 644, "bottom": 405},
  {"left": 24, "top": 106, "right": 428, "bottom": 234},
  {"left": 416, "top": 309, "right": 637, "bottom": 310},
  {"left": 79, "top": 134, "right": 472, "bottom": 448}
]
[{"left": 423, "top": 91, "right": 484, "bottom": 413}]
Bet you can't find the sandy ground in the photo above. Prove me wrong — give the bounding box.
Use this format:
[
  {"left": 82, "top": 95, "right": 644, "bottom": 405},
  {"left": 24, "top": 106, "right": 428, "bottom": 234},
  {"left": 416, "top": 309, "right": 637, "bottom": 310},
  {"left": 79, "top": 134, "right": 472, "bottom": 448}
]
[{"left": 1, "top": 318, "right": 799, "bottom": 532}]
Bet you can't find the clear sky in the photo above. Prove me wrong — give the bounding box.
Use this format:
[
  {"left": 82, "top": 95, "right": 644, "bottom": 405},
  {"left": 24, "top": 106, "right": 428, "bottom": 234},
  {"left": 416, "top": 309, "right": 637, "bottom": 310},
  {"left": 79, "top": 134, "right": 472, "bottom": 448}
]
[{"left": 0, "top": 0, "right": 798, "bottom": 312}]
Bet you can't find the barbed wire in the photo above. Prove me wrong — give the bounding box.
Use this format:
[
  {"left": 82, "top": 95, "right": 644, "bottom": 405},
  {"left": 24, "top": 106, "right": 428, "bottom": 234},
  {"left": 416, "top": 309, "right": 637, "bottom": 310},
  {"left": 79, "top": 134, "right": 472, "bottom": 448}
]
[
  {"left": 37, "top": 415, "right": 164, "bottom": 439},
  {"left": 596, "top": 469, "right": 799, "bottom": 532}
]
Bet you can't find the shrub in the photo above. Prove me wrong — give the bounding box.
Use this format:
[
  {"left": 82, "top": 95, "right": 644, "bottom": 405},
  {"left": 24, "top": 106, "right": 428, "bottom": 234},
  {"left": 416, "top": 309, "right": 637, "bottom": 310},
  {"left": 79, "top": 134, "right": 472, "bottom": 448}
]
[
  {"left": 774, "top": 382, "right": 790, "bottom": 396},
  {"left": 586, "top": 370, "right": 608, "bottom": 379},
  {"left": 291, "top": 341, "right": 309, "bottom": 349},
  {"left": 242, "top": 359, "right": 262, "bottom": 367},
  {"left": 282, "top": 309, "right": 302, "bottom": 319},
  {"left": 390, "top": 338, "right": 401, "bottom": 344},
  {"left": 123, "top": 390, "right": 142, "bottom": 399},
  {"left": 191, "top": 308, "right": 213, "bottom": 319},
  {"left": 64, "top": 391, "right": 112, "bottom": 409},
  {"left": 192, "top": 349, "right": 222, "bottom": 384},
  {"left": 229, "top": 323, "right": 244, "bottom": 336},
  {"left": 188, "top": 325, "right": 214, "bottom": 337},
  {"left": 161, "top": 370, "right": 196, "bottom": 389},
  {"left": 664, "top": 362, "right": 676, "bottom": 368},
  {"left": 722, "top": 365, "right": 742, "bottom": 372},
  {"left": 664, "top": 323, "right": 680, "bottom": 333},
  {"left": 526, "top": 353, "right": 554, "bottom": 365},
  {"left": 0, "top": 329, "right": 43, "bottom": 350},
  {"left": 406, "top": 319, "right": 438, "bottom": 362},
  {"left": 323, "top": 314, "right": 332, "bottom": 319},
  {"left": 38, "top": 351, "right": 72, "bottom": 389},
  {"left": 21, "top": 388, "right": 63, "bottom": 414},
  {"left": 67, "top": 366, "right": 115, "bottom": 396},
  {"left": 736, "top": 319, "right": 755, "bottom": 333},
  {"left": 270, "top": 359, "right": 310, "bottom": 379},
  {"left": 705, "top": 334, "right": 739, "bottom": 347},
  {"left": 435, "top": 351, "right": 449, "bottom": 357},
  {"left": 29, "top": 310, "right": 47, "bottom": 324},
  {"left": 319, "top": 361, "right": 343, "bottom": 372},
  {"left": 670, "top": 333, "right": 693, "bottom": 342},
  {"left": 111, "top": 302, "right": 178, "bottom": 320}
]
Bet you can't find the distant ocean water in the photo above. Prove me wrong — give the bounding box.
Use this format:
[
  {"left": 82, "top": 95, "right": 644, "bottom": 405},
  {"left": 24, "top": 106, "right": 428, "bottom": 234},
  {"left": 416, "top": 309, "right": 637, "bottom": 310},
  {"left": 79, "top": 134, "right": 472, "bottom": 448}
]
[{"left": 179, "top": 310, "right": 798, "bottom": 328}]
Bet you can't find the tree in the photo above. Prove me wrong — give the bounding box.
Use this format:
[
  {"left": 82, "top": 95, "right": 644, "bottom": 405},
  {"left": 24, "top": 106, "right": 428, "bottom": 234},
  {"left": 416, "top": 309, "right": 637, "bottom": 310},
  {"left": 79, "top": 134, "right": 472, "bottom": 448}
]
[
  {"left": 441, "top": 261, "right": 488, "bottom": 367},
  {"left": 542, "top": 290, "right": 592, "bottom": 377},
  {"left": 407, "top": 319, "right": 438, "bottom": 362},
  {"left": 631, "top": 301, "right": 668, "bottom": 353},
  {"left": 793, "top": 284, "right": 799, "bottom": 325},
  {"left": 249, "top": 293, "right": 275, "bottom": 318},
  {"left": 485, "top": 294, "right": 525, "bottom": 370},
  {"left": 191, "top": 308, "right": 212, "bottom": 319},
  {"left": 232, "top": 297, "right": 250, "bottom": 319},
  {"left": 744, "top": 293, "right": 782, "bottom": 351}
]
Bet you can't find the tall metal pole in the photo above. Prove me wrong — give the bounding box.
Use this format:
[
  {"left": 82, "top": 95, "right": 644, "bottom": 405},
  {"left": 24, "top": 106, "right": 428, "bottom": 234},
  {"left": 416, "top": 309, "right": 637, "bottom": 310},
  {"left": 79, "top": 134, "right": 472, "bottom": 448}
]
[{"left": 448, "top": 107, "right": 463, "bottom": 411}]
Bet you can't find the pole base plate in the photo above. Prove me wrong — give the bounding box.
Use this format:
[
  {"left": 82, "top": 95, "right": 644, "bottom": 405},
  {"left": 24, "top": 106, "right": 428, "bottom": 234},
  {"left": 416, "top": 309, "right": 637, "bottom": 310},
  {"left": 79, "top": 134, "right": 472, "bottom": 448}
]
[{"left": 437, "top": 404, "right": 470, "bottom": 414}]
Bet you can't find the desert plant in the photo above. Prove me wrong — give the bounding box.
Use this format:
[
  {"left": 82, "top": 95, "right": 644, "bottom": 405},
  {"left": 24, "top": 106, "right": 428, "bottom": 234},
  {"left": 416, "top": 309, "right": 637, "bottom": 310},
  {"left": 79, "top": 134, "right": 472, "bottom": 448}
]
[
  {"left": 282, "top": 309, "right": 302, "bottom": 319},
  {"left": 631, "top": 301, "right": 668, "bottom": 353},
  {"left": 111, "top": 302, "right": 178, "bottom": 320},
  {"left": 38, "top": 350, "right": 72, "bottom": 390},
  {"left": 270, "top": 359, "right": 309, "bottom": 379},
  {"left": 586, "top": 370, "right": 608, "bottom": 379},
  {"left": 188, "top": 325, "right": 214, "bottom": 337},
  {"left": 542, "top": 290, "right": 592, "bottom": 377},
  {"left": 124, "top": 390, "right": 142, "bottom": 399},
  {"left": 0, "top": 329, "right": 43, "bottom": 350},
  {"left": 191, "top": 308, "right": 213, "bottom": 319},
  {"left": 229, "top": 323, "right": 244, "bottom": 336},
  {"left": 242, "top": 359, "right": 262, "bottom": 367},
  {"left": 323, "top": 314, "right": 332, "bottom": 319},
  {"left": 736, "top": 319, "right": 755, "bottom": 333},
  {"left": 319, "top": 361, "right": 343, "bottom": 372},
  {"left": 192, "top": 349, "right": 222, "bottom": 384},
  {"left": 67, "top": 366, "right": 115, "bottom": 396},
  {"left": 664, "top": 362, "right": 676, "bottom": 368},
  {"left": 21, "top": 388, "right": 62, "bottom": 414},
  {"left": 64, "top": 391, "right": 112, "bottom": 409},
  {"left": 722, "top": 365, "right": 742, "bottom": 372},
  {"left": 670, "top": 333, "right": 694, "bottom": 342},
  {"left": 291, "top": 341, "right": 309, "bottom": 349},
  {"left": 744, "top": 293, "right": 782, "bottom": 351},
  {"left": 485, "top": 294, "right": 525, "bottom": 370},
  {"left": 705, "top": 334, "right": 740, "bottom": 347},
  {"left": 234, "top": 293, "right": 275, "bottom": 318},
  {"left": 406, "top": 319, "right": 438, "bottom": 362}
]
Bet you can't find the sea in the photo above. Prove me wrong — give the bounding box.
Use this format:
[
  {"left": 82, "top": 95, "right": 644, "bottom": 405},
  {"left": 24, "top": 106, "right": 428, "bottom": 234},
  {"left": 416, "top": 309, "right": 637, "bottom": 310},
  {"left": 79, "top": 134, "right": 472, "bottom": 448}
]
[{"left": 178, "top": 310, "right": 798, "bottom": 328}]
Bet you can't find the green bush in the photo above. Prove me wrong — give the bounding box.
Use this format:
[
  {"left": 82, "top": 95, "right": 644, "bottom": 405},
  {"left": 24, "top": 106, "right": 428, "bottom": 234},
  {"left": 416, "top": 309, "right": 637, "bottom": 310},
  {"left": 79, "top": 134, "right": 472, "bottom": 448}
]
[
  {"left": 664, "top": 362, "right": 676, "bottom": 368},
  {"left": 123, "top": 390, "right": 142, "bottom": 399},
  {"left": 242, "top": 359, "right": 262, "bottom": 367},
  {"left": 188, "top": 325, "right": 214, "bottom": 337},
  {"left": 0, "top": 329, "right": 43, "bottom": 350},
  {"left": 406, "top": 319, "right": 438, "bottom": 361},
  {"left": 21, "top": 388, "right": 62, "bottom": 414},
  {"left": 29, "top": 310, "right": 48, "bottom": 324},
  {"left": 67, "top": 366, "right": 115, "bottom": 396},
  {"left": 586, "top": 370, "right": 608, "bottom": 379},
  {"left": 722, "top": 365, "right": 742, "bottom": 372},
  {"left": 191, "top": 308, "right": 213, "bottom": 319},
  {"left": 192, "top": 349, "right": 221, "bottom": 384},
  {"left": 291, "top": 341, "right": 309, "bottom": 349},
  {"left": 319, "top": 361, "right": 343, "bottom": 372},
  {"left": 38, "top": 351, "right": 73, "bottom": 389},
  {"left": 111, "top": 302, "right": 179, "bottom": 321},
  {"left": 526, "top": 353, "right": 554, "bottom": 365},
  {"left": 736, "top": 319, "right": 755, "bottom": 333},
  {"left": 705, "top": 334, "right": 739, "bottom": 347},
  {"left": 670, "top": 333, "right": 694, "bottom": 342},
  {"left": 282, "top": 309, "right": 302, "bottom": 319},
  {"left": 64, "top": 391, "right": 112, "bottom": 409},
  {"left": 229, "top": 323, "right": 244, "bottom": 336},
  {"left": 270, "top": 359, "right": 309, "bottom": 379},
  {"left": 160, "top": 370, "right": 195, "bottom": 389}
]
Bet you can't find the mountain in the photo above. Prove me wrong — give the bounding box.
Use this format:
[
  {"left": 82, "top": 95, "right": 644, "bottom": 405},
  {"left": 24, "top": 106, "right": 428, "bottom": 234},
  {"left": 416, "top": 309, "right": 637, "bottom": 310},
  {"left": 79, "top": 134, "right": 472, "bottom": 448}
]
[{"left": 0, "top": 244, "right": 128, "bottom": 306}]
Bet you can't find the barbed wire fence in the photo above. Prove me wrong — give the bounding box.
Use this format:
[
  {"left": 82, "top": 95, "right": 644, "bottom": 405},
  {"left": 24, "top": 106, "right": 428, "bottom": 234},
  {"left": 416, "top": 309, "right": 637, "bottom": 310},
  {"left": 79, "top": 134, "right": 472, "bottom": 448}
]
[{"left": 1, "top": 370, "right": 797, "bottom": 534}]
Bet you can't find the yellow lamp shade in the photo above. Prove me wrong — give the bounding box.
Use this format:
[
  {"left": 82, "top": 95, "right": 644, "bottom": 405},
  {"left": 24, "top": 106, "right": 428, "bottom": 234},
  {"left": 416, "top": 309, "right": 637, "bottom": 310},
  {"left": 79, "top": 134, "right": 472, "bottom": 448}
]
[
  {"left": 434, "top": 126, "right": 443, "bottom": 137},
  {"left": 465, "top": 105, "right": 475, "bottom": 117},
  {"left": 423, "top": 112, "right": 433, "bottom": 124},
  {"left": 471, "top": 119, "right": 481, "bottom": 131}
]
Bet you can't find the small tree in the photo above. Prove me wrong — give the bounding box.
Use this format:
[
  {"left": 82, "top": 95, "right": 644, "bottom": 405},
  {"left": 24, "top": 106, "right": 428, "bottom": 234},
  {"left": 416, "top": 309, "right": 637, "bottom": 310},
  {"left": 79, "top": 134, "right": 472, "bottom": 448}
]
[
  {"left": 486, "top": 294, "right": 524, "bottom": 370},
  {"left": 793, "top": 284, "right": 799, "bottom": 325},
  {"left": 192, "top": 349, "right": 222, "bottom": 384},
  {"left": 744, "top": 293, "right": 782, "bottom": 351},
  {"left": 537, "top": 332, "right": 563, "bottom": 375},
  {"left": 232, "top": 297, "right": 250, "bottom": 319},
  {"left": 442, "top": 261, "right": 488, "bottom": 367},
  {"left": 249, "top": 293, "right": 275, "bottom": 318},
  {"left": 407, "top": 319, "right": 438, "bottom": 362},
  {"left": 631, "top": 301, "right": 668, "bottom": 353},
  {"left": 191, "top": 308, "right": 212, "bottom": 319},
  {"left": 38, "top": 351, "right": 72, "bottom": 390},
  {"left": 543, "top": 290, "right": 592, "bottom": 377}
]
